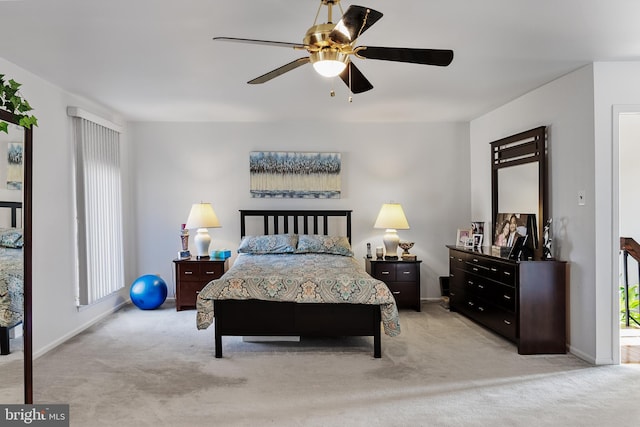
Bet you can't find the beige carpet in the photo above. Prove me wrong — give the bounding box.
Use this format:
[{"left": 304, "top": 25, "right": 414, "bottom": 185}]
[{"left": 5, "top": 301, "right": 640, "bottom": 426}]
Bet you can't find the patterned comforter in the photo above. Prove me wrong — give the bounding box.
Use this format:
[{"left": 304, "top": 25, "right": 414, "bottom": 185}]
[
  {"left": 0, "top": 247, "right": 23, "bottom": 328},
  {"left": 196, "top": 253, "right": 401, "bottom": 336}
]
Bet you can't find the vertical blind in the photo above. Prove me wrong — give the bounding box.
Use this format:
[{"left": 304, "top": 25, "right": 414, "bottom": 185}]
[{"left": 70, "top": 108, "right": 124, "bottom": 306}]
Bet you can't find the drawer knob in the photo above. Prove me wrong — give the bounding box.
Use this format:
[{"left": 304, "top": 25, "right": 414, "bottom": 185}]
[{"left": 504, "top": 320, "right": 512, "bottom": 325}]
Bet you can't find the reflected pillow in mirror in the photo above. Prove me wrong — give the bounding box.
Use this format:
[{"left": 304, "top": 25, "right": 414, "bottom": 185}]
[{"left": 0, "top": 228, "right": 22, "bottom": 248}]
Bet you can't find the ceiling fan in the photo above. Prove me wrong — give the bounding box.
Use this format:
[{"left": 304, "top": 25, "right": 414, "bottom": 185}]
[{"left": 214, "top": 0, "right": 454, "bottom": 94}]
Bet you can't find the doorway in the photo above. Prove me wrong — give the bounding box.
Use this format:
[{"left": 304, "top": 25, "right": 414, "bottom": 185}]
[{"left": 618, "top": 111, "right": 640, "bottom": 363}]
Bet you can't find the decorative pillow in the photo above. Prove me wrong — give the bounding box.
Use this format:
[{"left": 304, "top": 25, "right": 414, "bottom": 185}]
[
  {"left": 237, "top": 234, "right": 298, "bottom": 254},
  {"left": 296, "top": 234, "right": 353, "bottom": 257},
  {"left": 0, "top": 228, "right": 22, "bottom": 249}
]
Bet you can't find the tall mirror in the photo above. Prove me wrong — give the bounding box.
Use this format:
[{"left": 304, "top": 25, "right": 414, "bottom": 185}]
[
  {"left": 0, "top": 109, "right": 32, "bottom": 403},
  {"left": 491, "top": 126, "right": 547, "bottom": 260}
]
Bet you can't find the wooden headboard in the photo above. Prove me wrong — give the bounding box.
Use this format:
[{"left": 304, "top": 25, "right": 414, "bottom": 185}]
[
  {"left": 0, "top": 201, "right": 21, "bottom": 227},
  {"left": 240, "top": 210, "right": 353, "bottom": 243}
]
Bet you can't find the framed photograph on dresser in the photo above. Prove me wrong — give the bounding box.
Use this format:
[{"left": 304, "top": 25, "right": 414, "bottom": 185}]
[{"left": 456, "top": 228, "right": 471, "bottom": 247}]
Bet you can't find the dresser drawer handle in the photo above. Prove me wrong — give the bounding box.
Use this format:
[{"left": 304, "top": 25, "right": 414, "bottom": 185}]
[
  {"left": 402, "top": 271, "right": 411, "bottom": 275},
  {"left": 381, "top": 271, "right": 390, "bottom": 275},
  {"left": 503, "top": 295, "right": 511, "bottom": 300},
  {"left": 457, "top": 258, "right": 463, "bottom": 262},
  {"left": 184, "top": 271, "right": 193, "bottom": 275},
  {"left": 478, "top": 306, "right": 484, "bottom": 312},
  {"left": 450, "top": 291, "right": 456, "bottom": 296},
  {"left": 472, "top": 267, "right": 478, "bottom": 272},
  {"left": 504, "top": 271, "right": 511, "bottom": 276},
  {"left": 450, "top": 256, "right": 454, "bottom": 259},
  {"left": 205, "top": 271, "right": 216, "bottom": 275},
  {"left": 467, "top": 280, "right": 474, "bottom": 285},
  {"left": 450, "top": 273, "right": 455, "bottom": 277},
  {"left": 478, "top": 284, "right": 484, "bottom": 289},
  {"left": 503, "top": 320, "right": 512, "bottom": 325},
  {"left": 392, "top": 291, "right": 401, "bottom": 295},
  {"left": 490, "top": 268, "right": 497, "bottom": 272},
  {"left": 472, "top": 258, "right": 479, "bottom": 262},
  {"left": 468, "top": 301, "right": 474, "bottom": 306}
]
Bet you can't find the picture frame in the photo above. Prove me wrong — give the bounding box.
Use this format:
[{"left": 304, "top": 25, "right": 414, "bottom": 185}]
[
  {"left": 472, "top": 233, "right": 483, "bottom": 248},
  {"left": 493, "top": 213, "right": 537, "bottom": 248},
  {"left": 456, "top": 228, "right": 472, "bottom": 247}
]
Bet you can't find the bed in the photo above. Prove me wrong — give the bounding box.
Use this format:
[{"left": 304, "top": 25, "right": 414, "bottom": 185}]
[
  {"left": 196, "top": 209, "right": 400, "bottom": 358},
  {"left": 0, "top": 201, "right": 23, "bottom": 355}
]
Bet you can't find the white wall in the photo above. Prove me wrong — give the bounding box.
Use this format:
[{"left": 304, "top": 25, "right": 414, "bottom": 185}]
[
  {"left": 470, "top": 65, "right": 598, "bottom": 362},
  {"left": 0, "top": 57, "right": 136, "bottom": 357},
  {"left": 130, "top": 121, "right": 471, "bottom": 301},
  {"left": 593, "top": 62, "right": 640, "bottom": 364}
]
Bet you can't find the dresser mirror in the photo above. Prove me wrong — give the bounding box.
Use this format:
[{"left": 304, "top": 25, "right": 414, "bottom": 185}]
[
  {"left": 491, "top": 126, "right": 547, "bottom": 260},
  {"left": 0, "top": 109, "right": 32, "bottom": 404}
]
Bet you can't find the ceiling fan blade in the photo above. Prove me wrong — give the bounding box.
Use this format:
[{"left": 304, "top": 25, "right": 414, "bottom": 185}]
[
  {"left": 329, "top": 6, "right": 383, "bottom": 44},
  {"left": 339, "top": 62, "right": 373, "bottom": 94},
  {"left": 358, "top": 46, "right": 454, "bottom": 66},
  {"left": 247, "top": 57, "right": 310, "bottom": 84},
  {"left": 214, "top": 37, "right": 305, "bottom": 49}
]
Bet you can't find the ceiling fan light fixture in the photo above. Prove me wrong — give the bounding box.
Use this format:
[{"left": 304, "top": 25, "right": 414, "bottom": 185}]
[{"left": 310, "top": 50, "right": 348, "bottom": 78}]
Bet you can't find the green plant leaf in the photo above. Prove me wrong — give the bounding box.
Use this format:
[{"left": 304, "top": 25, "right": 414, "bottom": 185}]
[{"left": 0, "top": 122, "right": 7, "bottom": 134}]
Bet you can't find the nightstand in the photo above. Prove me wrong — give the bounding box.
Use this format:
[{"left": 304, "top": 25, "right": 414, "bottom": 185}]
[
  {"left": 365, "top": 258, "right": 422, "bottom": 311},
  {"left": 173, "top": 257, "right": 229, "bottom": 311}
]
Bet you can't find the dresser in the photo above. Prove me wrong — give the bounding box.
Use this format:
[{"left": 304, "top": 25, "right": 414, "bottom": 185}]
[
  {"left": 366, "top": 258, "right": 422, "bottom": 311},
  {"left": 173, "top": 257, "right": 229, "bottom": 311},
  {"left": 447, "top": 245, "right": 566, "bottom": 354}
]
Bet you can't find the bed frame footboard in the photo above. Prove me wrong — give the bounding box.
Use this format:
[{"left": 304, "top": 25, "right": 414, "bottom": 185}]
[{"left": 214, "top": 300, "right": 382, "bottom": 358}]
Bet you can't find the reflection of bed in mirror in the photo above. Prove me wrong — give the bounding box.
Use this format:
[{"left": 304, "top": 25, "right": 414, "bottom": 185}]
[{"left": 0, "top": 201, "right": 23, "bottom": 355}]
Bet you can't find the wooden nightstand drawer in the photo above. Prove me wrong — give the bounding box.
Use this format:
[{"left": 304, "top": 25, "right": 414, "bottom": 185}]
[
  {"left": 372, "top": 264, "right": 396, "bottom": 281},
  {"left": 365, "top": 258, "right": 422, "bottom": 311},
  {"left": 396, "top": 263, "right": 418, "bottom": 282},
  {"left": 173, "top": 258, "right": 229, "bottom": 311},
  {"left": 386, "top": 282, "right": 418, "bottom": 308}
]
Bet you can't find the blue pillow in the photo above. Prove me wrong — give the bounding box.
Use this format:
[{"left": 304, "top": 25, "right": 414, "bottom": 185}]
[
  {"left": 296, "top": 234, "right": 353, "bottom": 256},
  {"left": 237, "top": 234, "right": 297, "bottom": 254}
]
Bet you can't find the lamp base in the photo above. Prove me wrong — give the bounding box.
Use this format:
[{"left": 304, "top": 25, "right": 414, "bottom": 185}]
[
  {"left": 194, "top": 228, "right": 212, "bottom": 259},
  {"left": 382, "top": 229, "right": 400, "bottom": 261}
]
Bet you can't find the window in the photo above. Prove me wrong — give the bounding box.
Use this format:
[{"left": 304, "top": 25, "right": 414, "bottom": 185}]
[{"left": 69, "top": 107, "right": 124, "bottom": 306}]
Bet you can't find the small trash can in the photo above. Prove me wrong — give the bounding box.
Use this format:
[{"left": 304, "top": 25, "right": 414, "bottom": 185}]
[{"left": 439, "top": 276, "right": 450, "bottom": 296}]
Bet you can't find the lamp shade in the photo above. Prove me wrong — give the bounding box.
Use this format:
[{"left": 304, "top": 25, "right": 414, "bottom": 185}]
[
  {"left": 185, "top": 203, "right": 221, "bottom": 230},
  {"left": 374, "top": 203, "right": 410, "bottom": 230}
]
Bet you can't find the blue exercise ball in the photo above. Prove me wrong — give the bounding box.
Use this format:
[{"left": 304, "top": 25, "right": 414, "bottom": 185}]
[{"left": 130, "top": 274, "right": 168, "bottom": 310}]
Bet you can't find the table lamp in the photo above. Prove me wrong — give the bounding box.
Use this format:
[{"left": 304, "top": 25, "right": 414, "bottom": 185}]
[
  {"left": 374, "top": 203, "right": 410, "bottom": 260},
  {"left": 185, "top": 202, "right": 221, "bottom": 259}
]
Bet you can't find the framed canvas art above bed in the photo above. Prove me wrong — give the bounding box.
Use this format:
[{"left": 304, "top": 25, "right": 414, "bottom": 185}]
[{"left": 249, "top": 151, "right": 341, "bottom": 199}]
